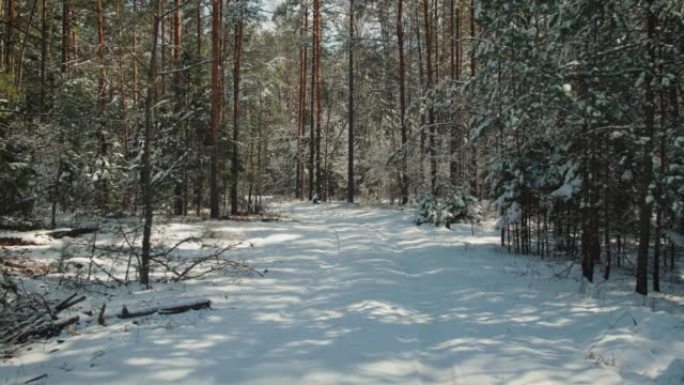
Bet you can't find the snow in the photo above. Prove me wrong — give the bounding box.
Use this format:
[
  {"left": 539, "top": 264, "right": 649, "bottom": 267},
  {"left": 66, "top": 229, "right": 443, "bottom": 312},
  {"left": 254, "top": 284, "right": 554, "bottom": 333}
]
[
  {"left": 1, "top": 202, "right": 683, "bottom": 385},
  {"left": 551, "top": 176, "right": 581, "bottom": 200}
]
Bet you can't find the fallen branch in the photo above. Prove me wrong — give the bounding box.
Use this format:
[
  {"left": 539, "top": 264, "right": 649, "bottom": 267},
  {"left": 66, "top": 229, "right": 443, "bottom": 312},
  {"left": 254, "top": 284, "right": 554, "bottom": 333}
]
[
  {"left": 0, "top": 293, "right": 85, "bottom": 353},
  {"left": 47, "top": 227, "right": 99, "bottom": 239},
  {"left": 158, "top": 300, "right": 212, "bottom": 315},
  {"left": 54, "top": 293, "right": 82, "bottom": 312},
  {"left": 151, "top": 242, "right": 244, "bottom": 282},
  {"left": 24, "top": 374, "right": 48, "bottom": 384},
  {"left": 1, "top": 315, "right": 79, "bottom": 348},
  {"left": 117, "top": 299, "right": 211, "bottom": 319}
]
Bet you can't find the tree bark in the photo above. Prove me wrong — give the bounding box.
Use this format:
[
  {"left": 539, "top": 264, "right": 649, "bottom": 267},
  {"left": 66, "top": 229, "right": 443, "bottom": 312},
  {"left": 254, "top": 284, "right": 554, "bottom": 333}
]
[
  {"left": 635, "top": 0, "right": 657, "bottom": 295},
  {"left": 423, "top": 0, "right": 436, "bottom": 196},
  {"left": 296, "top": 6, "right": 308, "bottom": 201},
  {"left": 314, "top": 0, "right": 323, "bottom": 199},
  {"left": 469, "top": 0, "right": 475, "bottom": 78},
  {"left": 347, "top": 0, "right": 355, "bottom": 203},
  {"left": 4, "top": 0, "right": 14, "bottom": 73},
  {"left": 96, "top": 0, "right": 109, "bottom": 213},
  {"left": 40, "top": 0, "right": 47, "bottom": 110},
  {"left": 209, "top": 0, "right": 222, "bottom": 218},
  {"left": 397, "top": 0, "right": 408, "bottom": 205},
  {"left": 61, "top": 0, "right": 70, "bottom": 74},
  {"left": 231, "top": 16, "right": 244, "bottom": 216},
  {"left": 173, "top": 0, "right": 184, "bottom": 215},
  {"left": 448, "top": 0, "right": 460, "bottom": 187},
  {"left": 140, "top": 0, "right": 162, "bottom": 287},
  {"left": 308, "top": 0, "right": 317, "bottom": 201},
  {"left": 132, "top": 0, "right": 139, "bottom": 104}
]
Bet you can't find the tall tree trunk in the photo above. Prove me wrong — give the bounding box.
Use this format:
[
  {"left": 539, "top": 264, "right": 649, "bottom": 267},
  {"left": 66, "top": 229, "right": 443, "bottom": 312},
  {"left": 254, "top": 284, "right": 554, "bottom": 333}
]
[
  {"left": 636, "top": 0, "right": 657, "bottom": 295},
  {"left": 70, "top": 8, "right": 77, "bottom": 61},
  {"left": 96, "top": 0, "right": 109, "bottom": 213},
  {"left": 397, "top": 0, "right": 408, "bottom": 205},
  {"left": 469, "top": 0, "right": 475, "bottom": 78},
  {"left": 209, "top": 0, "right": 221, "bottom": 218},
  {"left": 160, "top": 4, "right": 166, "bottom": 97},
  {"left": 16, "top": 0, "right": 40, "bottom": 89},
  {"left": 173, "top": 0, "right": 184, "bottom": 215},
  {"left": 308, "top": 0, "right": 317, "bottom": 201},
  {"left": 669, "top": 85, "right": 679, "bottom": 273},
  {"left": 415, "top": 7, "right": 426, "bottom": 192},
  {"left": 433, "top": 0, "right": 439, "bottom": 80},
  {"left": 61, "top": 0, "right": 70, "bottom": 74},
  {"left": 40, "top": 0, "right": 47, "bottom": 110},
  {"left": 347, "top": 0, "right": 355, "bottom": 203},
  {"left": 4, "top": 0, "right": 14, "bottom": 73},
  {"left": 132, "top": 0, "right": 139, "bottom": 105},
  {"left": 653, "top": 62, "right": 668, "bottom": 292},
  {"left": 314, "top": 0, "right": 323, "bottom": 199},
  {"left": 194, "top": 0, "right": 203, "bottom": 216},
  {"left": 141, "top": 0, "right": 162, "bottom": 287},
  {"left": 116, "top": 0, "right": 129, "bottom": 212},
  {"left": 296, "top": 6, "right": 308, "bottom": 201},
  {"left": 423, "top": 0, "right": 436, "bottom": 195},
  {"left": 231, "top": 17, "right": 244, "bottom": 215},
  {"left": 53, "top": 0, "right": 71, "bottom": 227},
  {"left": 448, "top": 0, "right": 460, "bottom": 187}
]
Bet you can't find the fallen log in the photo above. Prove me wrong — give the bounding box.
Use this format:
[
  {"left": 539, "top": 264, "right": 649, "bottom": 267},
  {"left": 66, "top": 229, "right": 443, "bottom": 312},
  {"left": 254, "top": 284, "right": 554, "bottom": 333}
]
[
  {"left": 24, "top": 374, "right": 48, "bottom": 384},
  {"left": 47, "top": 227, "right": 99, "bottom": 239},
  {"left": 117, "top": 299, "right": 211, "bottom": 319},
  {"left": 0, "top": 237, "right": 38, "bottom": 246},
  {"left": 159, "top": 300, "right": 212, "bottom": 315}
]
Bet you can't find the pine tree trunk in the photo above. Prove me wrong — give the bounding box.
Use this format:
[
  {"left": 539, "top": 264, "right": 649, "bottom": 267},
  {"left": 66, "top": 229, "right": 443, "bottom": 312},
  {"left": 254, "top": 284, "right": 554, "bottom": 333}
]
[
  {"left": 347, "top": 0, "right": 355, "bottom": 203},
  {"left": 40, "top": 0, "right": 47, "bottom": 110},
  {"left": 423, "top": 0, "right": 436, "bottom": 196},
  {"left": 96, "top": 0, "right": 109, "bottom": 214},
  {"left": 140, "top": 0, "right": 162, "bottom": 287},
  {"left": 296, "top": 6, "right": 308, "bottom": 201},
  {"left": 449, "top": 0, "right": 462, "bottom": 188},
  {"left": 209, "top": 0, "right": 221, "bottom": 218},
  {"left": 635, "top": 0, "right": 657, "bottom": 295},
  {"left": 132, "top": 0, "right": 139, "bottom": 104},
  {"left": 231, "top": 18, "right": 244, "bottom": 215},
  {"left": 308, "top": 0, "right": 317, "bottom": 201},
  {"left": 173, "top": 0, "right": 184, "bottom": 216},
  {"left": 4, "top": 0, "right": 14, "bottom": 73},
  {"left": 469, "top": 0, "right": 475, "bottom": 78},
  {"left": 314, "top": 0, "right": 323, "bottom": 199},
  {"left": 115, "top": 0, "right": 130, "bottom": 213},
  {"left": 61, "top": 0, "right": 69, "bottom": 74},
  {"left": 397, "top": 0, "right": 408, "bottom": 205}
]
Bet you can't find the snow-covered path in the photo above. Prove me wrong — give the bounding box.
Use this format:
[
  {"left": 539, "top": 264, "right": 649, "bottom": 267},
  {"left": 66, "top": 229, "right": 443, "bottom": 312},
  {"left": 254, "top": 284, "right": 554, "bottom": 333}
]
[{"left": 2, "top": 203, "right": 683, "bottom": 384}]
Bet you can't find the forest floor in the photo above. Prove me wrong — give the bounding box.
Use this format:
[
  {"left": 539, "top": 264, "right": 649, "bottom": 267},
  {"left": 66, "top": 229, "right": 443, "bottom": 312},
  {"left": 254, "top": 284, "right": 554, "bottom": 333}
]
[{"left": 1, "top": 201, "right": 683, "bottom": 385}]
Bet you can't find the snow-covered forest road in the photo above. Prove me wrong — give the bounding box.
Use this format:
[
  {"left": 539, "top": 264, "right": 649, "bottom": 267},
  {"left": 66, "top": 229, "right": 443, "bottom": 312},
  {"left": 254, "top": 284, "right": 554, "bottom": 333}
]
[{"left": 2, "top": 203, "right": 682, "bottom": 385}]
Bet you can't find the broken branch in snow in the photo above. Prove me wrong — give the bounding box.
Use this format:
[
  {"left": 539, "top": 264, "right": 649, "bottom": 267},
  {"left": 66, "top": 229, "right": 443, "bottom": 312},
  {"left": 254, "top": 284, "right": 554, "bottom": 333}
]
[
  {"left": 150, "top": 241, "right": 259, "bottom": 281},
  {"left": 24, "top": 374, "right": 48, "bottom": 384},
  {"left": 47, "top": 227, "right": 99, "bottom": 239},
  {"left": 0, "top": 291, "right": 85, "bottom": 354},
  {"left": 97, "top": 303, "right": 107, "bottom": 326},
  {"left": 150, "top": 236, "right": 202, "bottom": 259},
  {"left": 54, "top": 293, "right": 86, "bottom": 312},
  {"left": 117, "top": 299, "right": 211, "bottom": 319}
]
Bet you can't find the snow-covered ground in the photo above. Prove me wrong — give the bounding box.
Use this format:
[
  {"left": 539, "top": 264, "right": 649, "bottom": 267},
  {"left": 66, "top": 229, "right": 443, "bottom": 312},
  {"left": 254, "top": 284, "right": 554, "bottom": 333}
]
[{"left": 1, "top": 202, "right": 683, "bottom": 385}]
